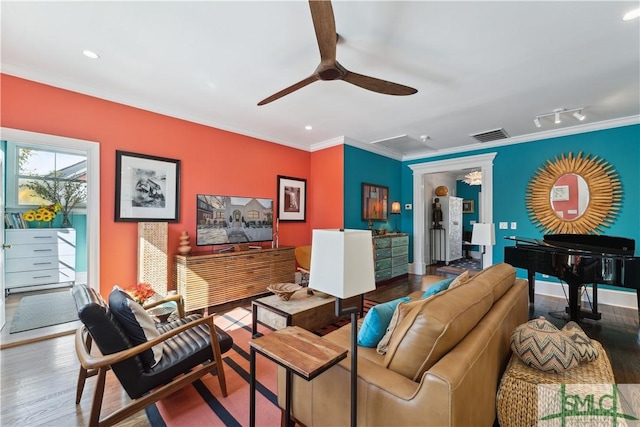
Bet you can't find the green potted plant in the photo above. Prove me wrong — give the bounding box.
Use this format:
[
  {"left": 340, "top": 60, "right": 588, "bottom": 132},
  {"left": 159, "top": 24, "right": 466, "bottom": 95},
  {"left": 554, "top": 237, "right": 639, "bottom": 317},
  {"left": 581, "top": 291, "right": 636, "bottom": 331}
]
[{"left": 23, "top": 175, "right": 87, "bottom": 228}]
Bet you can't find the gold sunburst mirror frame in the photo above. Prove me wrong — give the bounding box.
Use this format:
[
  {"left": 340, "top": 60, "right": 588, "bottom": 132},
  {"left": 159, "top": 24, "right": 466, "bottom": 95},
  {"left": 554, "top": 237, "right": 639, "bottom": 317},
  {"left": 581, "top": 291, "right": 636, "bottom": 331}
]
[{"left": 526, "top": 152, "right": 622, "bottom": 235}]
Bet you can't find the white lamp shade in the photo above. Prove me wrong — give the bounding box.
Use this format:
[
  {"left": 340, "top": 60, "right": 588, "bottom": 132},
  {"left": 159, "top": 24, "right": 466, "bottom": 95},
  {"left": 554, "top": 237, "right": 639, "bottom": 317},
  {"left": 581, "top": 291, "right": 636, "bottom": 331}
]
[
  {"left": 308, "top": 229, "right": 376, "bottom": 298},
  {"left": 471, "top": 223, "right": 496, "bottom": 246}
]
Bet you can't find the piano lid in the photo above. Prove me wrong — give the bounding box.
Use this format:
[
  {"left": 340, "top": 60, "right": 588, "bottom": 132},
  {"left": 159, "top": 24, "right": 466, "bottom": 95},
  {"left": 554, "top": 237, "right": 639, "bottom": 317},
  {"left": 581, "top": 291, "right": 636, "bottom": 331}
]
[{"left": 504, "top": 234, "right": 637, "bottom": 257}]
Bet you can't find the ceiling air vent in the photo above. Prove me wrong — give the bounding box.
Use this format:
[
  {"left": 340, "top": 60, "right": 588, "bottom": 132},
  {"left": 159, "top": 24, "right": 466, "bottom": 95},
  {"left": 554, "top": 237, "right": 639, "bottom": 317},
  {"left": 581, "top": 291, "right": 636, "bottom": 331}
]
[{"left": 470, "top": 128, "right": 510, "bottom": 143}]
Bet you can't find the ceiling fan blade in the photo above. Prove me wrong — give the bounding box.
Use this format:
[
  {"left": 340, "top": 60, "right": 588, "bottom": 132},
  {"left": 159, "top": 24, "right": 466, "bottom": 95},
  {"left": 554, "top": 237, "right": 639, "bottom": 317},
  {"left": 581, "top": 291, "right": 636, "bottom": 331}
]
[
  {"left": 342, "top": 70, "right": 418, "bottom": 96},
  {"left": 258, "top": 75, "right": 319, "bottom": 106},
  {"left": 309, "top": 0, "right": 337, "bottom": 61}
]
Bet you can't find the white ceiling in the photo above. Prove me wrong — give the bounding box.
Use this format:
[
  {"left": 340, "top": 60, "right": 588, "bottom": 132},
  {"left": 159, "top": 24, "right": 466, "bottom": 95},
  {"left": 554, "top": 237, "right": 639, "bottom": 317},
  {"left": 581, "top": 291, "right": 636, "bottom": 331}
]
[{"left": 2, "top": 1, "right": 639, "bottom": 159}]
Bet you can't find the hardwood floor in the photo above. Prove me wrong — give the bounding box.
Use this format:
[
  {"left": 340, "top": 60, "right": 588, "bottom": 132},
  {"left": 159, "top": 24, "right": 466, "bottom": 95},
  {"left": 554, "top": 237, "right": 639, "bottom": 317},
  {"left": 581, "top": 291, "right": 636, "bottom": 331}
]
[
  {"left": 1, "top": 273, "right": 638, "bottom": 426},
  {"left": 0, "top": 287, "right": 81, "bottom": 350}
]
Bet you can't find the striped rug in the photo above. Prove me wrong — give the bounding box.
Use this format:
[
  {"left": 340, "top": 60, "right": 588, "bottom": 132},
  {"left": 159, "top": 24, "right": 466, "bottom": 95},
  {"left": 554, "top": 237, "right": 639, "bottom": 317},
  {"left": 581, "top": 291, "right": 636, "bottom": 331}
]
[{"left": 146, "top": 301, "right": 376, "bottom": 426}]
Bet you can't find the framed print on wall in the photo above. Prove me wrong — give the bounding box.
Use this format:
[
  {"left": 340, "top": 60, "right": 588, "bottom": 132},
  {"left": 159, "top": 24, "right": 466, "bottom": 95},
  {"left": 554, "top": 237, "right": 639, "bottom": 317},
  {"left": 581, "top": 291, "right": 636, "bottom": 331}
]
[
  {"left": 277, "top": 175, "right": 306, "bottom": 222},
  {"left": 115, "top": 150, "right": 181, "bottom": 222},
  {"left": 362, "top": 182, "right": 389, "bottom": 221},
  {"left": 462, "top": 200, "right": 475, "bottom": 214}
]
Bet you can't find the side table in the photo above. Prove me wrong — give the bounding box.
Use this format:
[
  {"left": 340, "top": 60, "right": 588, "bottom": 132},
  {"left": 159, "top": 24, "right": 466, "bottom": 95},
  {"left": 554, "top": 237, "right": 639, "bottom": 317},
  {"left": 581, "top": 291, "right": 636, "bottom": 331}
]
[{"left": 249, "top": 326, "right": 347, "bottom": 427}]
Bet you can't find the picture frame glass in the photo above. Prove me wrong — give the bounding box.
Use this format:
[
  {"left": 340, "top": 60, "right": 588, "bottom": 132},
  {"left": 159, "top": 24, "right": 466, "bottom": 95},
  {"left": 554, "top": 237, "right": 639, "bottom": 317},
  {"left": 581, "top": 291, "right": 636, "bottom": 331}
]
[
  {"left": 362, "top": 183, "right": 389, "bottom": 221},
  {"left": 277, "top": 175, "right": 306, "bottom": 222},
  {"left": 116, "top": 151, "right": 180, "bottom": 222}
]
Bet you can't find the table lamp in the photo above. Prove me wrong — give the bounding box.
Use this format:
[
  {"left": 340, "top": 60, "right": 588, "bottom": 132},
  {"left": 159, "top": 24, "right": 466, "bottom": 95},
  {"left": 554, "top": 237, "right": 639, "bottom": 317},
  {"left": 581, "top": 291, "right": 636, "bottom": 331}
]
[
  {"left": 390, "top": 201, "right": 401, "bottom": 233},
  {"left": 309, "top": 229, "right": 376, "bottom": 427},
  {"left": 471, "top": 223, "right": 496, "bottom": 269}
]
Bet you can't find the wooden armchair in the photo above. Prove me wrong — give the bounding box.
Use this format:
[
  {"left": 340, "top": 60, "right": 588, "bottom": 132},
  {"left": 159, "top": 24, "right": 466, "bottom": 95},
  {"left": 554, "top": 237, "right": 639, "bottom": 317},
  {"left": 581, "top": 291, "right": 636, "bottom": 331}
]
[{"left": 72, "top": 284, "right": 233, "bottom": 427}]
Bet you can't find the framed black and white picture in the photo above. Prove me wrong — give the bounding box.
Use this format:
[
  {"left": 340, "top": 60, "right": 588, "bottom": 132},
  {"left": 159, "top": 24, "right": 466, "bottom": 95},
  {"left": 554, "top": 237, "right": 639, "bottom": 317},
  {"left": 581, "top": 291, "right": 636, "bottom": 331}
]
[
  {"left": 115, "top": 150, "right": 180, "bottom": 222},
  {"left": 277, "top": 175, "right": 306, "bottom": 222}
]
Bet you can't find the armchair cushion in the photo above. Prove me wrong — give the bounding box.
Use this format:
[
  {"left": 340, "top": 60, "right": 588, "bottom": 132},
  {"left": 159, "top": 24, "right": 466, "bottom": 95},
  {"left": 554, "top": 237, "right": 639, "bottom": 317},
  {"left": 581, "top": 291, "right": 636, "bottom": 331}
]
[{"left": 109, "top": 286, "right": 164, "bottom": 369}]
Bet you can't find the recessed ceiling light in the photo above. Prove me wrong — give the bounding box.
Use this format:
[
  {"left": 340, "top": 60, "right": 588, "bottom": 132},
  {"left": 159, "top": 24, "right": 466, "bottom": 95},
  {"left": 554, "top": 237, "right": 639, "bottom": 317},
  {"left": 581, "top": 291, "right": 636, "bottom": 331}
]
[
  {"left": 305, "top": 125, "right": 312, "bottom": 130},
  {"left": 82, "top": 49, "right": 100, "bottom": 59},
  {"left": 623, "top": 8, "right": 640, "bottom": 20}
]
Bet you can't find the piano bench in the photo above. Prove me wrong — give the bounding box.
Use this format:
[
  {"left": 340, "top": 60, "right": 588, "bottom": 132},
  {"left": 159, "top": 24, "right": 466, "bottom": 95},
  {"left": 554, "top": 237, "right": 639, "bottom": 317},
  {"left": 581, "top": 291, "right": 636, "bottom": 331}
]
[{"left": 496, "top": 340, "right": 614, "bottom": 426}]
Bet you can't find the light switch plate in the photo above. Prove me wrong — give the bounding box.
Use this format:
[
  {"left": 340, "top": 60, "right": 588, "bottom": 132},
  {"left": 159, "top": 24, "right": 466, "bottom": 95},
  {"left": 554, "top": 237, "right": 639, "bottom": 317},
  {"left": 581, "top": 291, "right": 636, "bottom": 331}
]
[
  {"left": 499, "top": 222, "right": 508, "bottom": 229},
  {"left": 510, "top": 222, "right": 517, "bottom": 230}
]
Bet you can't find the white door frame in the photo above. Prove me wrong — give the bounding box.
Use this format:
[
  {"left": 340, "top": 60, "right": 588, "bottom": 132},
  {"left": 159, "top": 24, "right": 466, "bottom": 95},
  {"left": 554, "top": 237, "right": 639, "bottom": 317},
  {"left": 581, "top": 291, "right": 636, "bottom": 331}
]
[
  {"left": 1, "top": 127, "right": 100, "bottom": 291},
  {"left": 409, "top": 152, "right": 497, "bottom": 275}
]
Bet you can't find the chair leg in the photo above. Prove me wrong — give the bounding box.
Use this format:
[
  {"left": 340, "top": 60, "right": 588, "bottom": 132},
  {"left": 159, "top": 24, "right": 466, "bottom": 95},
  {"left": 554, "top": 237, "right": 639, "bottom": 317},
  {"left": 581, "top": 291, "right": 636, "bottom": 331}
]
[
  {"left": 88, "top": 367, "right": 107, "bottom": 427},
  {"left": 207, "top": 317, "right": 228, "bottom": 397},
  {"left": 76, "top": 332, "right": 93, "bottom": 403}
]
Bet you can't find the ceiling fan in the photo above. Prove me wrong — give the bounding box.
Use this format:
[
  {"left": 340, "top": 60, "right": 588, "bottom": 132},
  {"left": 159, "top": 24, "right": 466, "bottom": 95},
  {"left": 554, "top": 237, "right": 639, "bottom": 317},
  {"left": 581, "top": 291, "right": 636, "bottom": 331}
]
[{"left": 258, "top": 1, "right": 418, "bottom": 106}]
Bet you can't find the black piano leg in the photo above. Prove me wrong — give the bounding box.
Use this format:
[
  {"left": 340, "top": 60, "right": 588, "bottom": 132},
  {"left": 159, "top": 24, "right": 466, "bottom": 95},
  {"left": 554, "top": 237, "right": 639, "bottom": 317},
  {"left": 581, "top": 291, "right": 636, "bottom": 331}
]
[
  {"left": 637, "top": 289, "right": 640, "bottom": 324},
  {"left": 568, "top": 283, "right": 580, "bottom": 322},
  {"left": 527, "top": 270, "right": 536, "bottom": 305}
]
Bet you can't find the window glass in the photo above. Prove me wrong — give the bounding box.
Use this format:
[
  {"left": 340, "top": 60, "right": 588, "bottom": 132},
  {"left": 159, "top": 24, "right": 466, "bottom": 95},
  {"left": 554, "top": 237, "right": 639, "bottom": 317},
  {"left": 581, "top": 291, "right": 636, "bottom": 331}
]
[{"left": 17, "top": 147, "right": 87, "bottom": 207}]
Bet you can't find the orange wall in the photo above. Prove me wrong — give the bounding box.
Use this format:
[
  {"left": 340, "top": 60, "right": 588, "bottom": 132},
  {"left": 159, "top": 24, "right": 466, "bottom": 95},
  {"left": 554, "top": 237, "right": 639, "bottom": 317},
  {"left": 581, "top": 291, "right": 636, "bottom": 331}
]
[
  {"left": 1, "top": 74, "right": 314, "bottom": 297},
  {"left": 309, "top": 145, "right": 344, "bottom": 231}
]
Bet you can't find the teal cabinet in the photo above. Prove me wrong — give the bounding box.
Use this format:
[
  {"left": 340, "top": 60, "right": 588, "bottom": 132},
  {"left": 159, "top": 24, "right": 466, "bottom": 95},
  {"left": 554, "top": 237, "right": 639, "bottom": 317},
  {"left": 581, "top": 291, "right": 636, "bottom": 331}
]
[{"left": 373, "top": 233, "right": 409, "bottom": 283}]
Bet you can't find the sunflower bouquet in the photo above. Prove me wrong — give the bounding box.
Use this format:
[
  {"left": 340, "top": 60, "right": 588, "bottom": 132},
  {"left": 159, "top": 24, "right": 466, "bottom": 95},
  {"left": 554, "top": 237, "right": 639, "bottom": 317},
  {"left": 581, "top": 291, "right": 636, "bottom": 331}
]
[{"left": 22, "top": 203, "right": 62, "bottom": 226}]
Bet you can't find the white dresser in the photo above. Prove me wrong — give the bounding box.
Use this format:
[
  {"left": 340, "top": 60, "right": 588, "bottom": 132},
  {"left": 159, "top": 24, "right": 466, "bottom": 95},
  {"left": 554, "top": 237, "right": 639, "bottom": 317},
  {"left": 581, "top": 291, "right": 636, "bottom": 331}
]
[{"left": 5, "top": 228, "right": 76, "bottom": 294}]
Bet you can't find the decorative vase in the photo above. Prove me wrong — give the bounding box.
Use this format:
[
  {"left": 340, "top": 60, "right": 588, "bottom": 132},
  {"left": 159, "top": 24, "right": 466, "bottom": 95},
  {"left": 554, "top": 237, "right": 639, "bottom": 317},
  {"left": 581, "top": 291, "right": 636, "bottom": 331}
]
[
  {"left": 178, "top": 231, "right": 192, "bottom": 255},
  {"left": 61, "top": 213, "right": 72, "bottom": 228}
]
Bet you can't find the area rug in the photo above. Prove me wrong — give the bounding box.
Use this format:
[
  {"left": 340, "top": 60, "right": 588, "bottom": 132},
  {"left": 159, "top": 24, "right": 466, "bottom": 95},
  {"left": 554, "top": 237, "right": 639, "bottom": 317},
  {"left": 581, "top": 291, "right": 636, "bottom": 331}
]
[
  {"left": 146, "top": 301, "right": 377, "bottom": 426},
  {"left": 10, "top": 290, "right": 79, "bottom": 334}
]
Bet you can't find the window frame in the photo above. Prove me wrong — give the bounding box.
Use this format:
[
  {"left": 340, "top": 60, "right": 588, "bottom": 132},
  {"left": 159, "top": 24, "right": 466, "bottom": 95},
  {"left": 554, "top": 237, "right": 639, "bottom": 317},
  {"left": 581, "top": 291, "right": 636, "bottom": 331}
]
[{"left": 7, "top": 141, "right": 88, "bottom": 212}]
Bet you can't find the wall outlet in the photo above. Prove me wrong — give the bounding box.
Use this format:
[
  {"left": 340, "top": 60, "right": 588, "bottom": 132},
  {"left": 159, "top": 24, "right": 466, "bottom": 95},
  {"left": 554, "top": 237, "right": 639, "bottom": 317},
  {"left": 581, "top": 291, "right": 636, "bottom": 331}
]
[
  {"left": 499, "top": 222, "right": 508, "bottom": 229},
  {"left": 404, "top": 204, "right": 412, "bottom": 210},
  {"left": 510, "top": 222, "right": 517, "bottom": 230}
]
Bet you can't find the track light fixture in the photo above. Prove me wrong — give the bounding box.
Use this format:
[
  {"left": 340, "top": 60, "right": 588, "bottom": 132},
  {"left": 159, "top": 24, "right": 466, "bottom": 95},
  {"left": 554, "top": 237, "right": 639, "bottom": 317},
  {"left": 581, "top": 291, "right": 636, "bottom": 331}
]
[{"left": 534, "top": 107, "right": 586, "bottom": 128}]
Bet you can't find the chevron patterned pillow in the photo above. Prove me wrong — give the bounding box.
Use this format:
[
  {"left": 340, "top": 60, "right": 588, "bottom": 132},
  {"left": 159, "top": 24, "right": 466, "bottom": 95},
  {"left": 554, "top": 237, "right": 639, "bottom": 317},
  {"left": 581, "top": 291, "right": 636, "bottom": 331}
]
[
  {"left": 510, "top": 317, "right": 580, "bottom": 373},
  {"left": 561, "top": 321, "right": 599, "bottom": 362}
]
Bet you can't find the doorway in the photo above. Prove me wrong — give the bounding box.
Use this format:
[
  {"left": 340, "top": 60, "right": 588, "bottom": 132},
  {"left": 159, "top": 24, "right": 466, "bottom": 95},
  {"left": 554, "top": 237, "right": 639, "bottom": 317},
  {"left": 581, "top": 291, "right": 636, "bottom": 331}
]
[
  {"left": 409, "top": 152, "right": 496, "bottom": 275},
  {"left": 0, "top": 127, "right": 100, "bottom": 347}
]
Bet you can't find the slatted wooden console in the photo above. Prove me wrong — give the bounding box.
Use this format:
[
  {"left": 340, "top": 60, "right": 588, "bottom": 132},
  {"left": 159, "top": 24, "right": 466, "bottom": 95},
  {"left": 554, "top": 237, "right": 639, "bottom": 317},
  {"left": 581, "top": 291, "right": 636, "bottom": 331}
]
[{"left": 175, "top": 247, "right": 295, "bottom": 312}]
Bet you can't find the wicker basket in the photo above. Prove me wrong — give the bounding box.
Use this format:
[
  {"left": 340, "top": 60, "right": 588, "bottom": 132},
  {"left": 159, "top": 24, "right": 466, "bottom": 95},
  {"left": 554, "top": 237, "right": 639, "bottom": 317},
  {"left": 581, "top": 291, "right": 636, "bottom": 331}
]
[{"left": 497, "top": 340, "right": 615, "bottom": 427}]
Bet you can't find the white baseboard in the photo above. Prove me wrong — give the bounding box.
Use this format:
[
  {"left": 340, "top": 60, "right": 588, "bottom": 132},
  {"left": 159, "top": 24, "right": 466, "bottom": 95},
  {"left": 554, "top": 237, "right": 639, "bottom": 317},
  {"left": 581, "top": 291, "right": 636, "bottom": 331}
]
[{"left": 534, "top": 279, "right": 638, "bottom": 311}]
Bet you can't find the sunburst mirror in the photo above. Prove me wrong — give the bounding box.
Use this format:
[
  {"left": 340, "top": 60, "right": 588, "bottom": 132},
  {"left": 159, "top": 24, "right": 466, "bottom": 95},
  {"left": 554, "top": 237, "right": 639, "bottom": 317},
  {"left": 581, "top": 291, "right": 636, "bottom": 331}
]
[{"left": 526, "top": 152, "right": 622, "bottom": 234}]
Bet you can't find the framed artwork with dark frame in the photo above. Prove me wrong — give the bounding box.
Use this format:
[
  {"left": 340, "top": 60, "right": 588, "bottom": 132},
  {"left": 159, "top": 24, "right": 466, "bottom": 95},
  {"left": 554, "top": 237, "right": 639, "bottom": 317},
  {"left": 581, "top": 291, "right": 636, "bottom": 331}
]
[
  {"left": 362, "top": 182, "right": 389, "bottom": 221},
  {"left": 462, "top": 200, "right": 475, "bottom": 214},
  {"left": 277, "top": 175, "right": 307, "bottom": 222},
  {"left": 115, "top": 150, "right": 181, "bottom": 222}
]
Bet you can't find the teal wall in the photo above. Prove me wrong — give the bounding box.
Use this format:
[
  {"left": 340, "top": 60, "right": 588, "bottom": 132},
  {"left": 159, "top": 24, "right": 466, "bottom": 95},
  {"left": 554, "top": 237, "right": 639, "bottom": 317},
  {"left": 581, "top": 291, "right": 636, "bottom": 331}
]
[
  {"left": 398, "top": 124, "right": 640, "bottom": 286},
  {"left": 456, "top": 182, "right": 480, "bottom": 233},
  {"left": 344, "top": 145, "right": 402, "bottom": 231}
]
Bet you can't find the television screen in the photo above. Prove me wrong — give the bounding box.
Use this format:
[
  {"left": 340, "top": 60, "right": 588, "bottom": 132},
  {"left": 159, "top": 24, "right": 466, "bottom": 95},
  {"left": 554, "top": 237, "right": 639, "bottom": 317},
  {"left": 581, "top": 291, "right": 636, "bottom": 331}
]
[{"left": 196, "top": 195, "right": 274, "bottom": 246}]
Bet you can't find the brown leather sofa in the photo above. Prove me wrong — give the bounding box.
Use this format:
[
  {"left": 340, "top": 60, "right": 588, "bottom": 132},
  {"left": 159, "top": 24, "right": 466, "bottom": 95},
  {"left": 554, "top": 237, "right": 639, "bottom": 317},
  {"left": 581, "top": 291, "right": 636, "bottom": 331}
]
[{"left": 277, "top": 263, "right": 529, "bottom": 426}]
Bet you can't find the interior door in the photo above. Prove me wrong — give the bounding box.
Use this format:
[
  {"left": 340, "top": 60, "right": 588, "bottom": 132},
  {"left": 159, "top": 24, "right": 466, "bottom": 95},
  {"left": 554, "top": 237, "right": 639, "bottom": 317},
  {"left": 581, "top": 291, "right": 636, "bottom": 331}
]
[{"left": 1, "top": 150, "right": 6, "bottom": 330}]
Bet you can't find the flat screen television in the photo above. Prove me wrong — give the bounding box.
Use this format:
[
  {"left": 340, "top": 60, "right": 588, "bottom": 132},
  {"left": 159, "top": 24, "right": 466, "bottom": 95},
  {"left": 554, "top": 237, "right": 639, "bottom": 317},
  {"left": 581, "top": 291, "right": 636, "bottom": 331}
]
[{"left": 196, "top": 194, "right": 274, "bottom": 246}]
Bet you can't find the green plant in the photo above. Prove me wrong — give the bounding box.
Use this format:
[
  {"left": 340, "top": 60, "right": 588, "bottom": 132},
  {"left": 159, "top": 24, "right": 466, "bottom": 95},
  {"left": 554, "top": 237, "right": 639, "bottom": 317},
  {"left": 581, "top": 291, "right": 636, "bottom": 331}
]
[{"left": 23, "top": 176, "right": 87, "bottom": 216}]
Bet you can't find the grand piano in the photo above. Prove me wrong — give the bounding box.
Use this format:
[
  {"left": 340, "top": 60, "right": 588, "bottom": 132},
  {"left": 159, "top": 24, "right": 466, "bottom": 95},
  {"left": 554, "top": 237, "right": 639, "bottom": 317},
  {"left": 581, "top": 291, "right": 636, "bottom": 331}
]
[{"left": 504, "top": 234, "right": 639, "bottom": 322}]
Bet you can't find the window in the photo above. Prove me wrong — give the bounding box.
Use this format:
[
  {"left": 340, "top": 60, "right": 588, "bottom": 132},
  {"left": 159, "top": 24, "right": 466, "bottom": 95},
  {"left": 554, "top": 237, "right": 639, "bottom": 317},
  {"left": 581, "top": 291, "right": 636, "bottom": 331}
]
[
  {"left": 7, "top": 142, "right": 87, "bottom": 210},
  {"left": 247, "top": 210, "right": 259, "bottom": 220}
]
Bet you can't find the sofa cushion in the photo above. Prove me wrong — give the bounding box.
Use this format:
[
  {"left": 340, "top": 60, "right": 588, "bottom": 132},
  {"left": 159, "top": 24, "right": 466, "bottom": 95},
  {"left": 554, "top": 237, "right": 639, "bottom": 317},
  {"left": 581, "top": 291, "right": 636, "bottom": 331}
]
[
  {"left": 510, "top": 317, "right": 580, "bottom": 373},
  {"left": 357, "top": 296, "right": 411, "bottom": 347},
  {"left": 109, "top": 286, "right": 164, "bottom": 369},
  {"left": 376, "top": 298, "right": 425, "bottom": 355},
  {"left": 467, "top": 263, "right": 516, "bottom": 301},
  {"left": 561, "top": 321, "right": 599, "bottom": 362},
  {"left": 421, "top": 277, "right": 454, "bottom": 298},
  {"left": 383, "top": 279, "right": 495, "bottom": 381},
  {"left": 448, "top": 270, "right": 470, "bottom": 289}
]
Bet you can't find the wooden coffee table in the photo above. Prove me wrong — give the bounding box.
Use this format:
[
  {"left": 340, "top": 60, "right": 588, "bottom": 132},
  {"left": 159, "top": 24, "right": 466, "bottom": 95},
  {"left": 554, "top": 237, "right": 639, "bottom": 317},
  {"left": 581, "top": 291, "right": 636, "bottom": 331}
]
[{"left": 252, "top": 288, "right": 362, "bottom": 337}]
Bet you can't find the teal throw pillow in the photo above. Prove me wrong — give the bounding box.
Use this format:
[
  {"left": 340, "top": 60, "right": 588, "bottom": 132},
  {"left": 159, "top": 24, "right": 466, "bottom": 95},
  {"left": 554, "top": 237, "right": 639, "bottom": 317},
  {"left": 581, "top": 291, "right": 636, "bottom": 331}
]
[
  {"left": 357, "top": 296, "right": 411, "bottom": 347},
  {"left": 421, "top": 277, "right": 455, "bottom": 298}
]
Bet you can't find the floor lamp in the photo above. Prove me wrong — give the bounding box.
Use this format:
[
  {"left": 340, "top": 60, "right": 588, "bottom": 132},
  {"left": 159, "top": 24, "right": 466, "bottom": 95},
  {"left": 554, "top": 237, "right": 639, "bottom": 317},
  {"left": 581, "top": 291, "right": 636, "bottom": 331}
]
[
  {"left": 471, "top": 223, "right": 496, "bottom": 269},
  {"left": 308, "top": 229, "right": 376, "bottom": 427}
]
